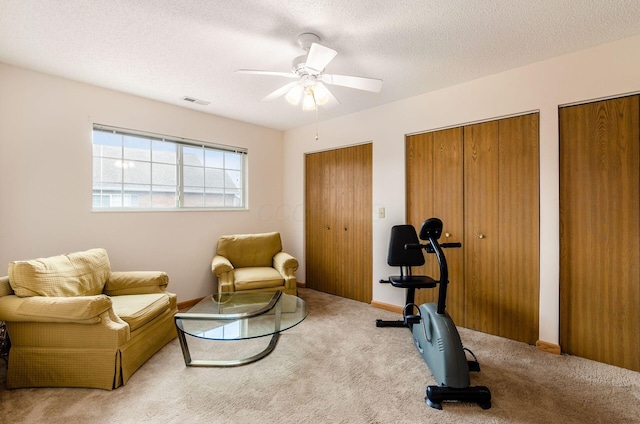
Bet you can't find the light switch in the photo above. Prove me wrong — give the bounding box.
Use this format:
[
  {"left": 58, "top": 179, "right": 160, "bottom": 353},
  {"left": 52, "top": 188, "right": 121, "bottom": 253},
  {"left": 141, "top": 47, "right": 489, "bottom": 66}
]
[{"left": 378, "top": 207, "right": 385, "bottom": 218}]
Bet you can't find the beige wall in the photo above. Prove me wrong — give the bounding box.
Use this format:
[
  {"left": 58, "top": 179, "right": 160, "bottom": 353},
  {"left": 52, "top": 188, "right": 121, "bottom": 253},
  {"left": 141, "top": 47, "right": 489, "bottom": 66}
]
[
  {"left": 282, "top": 34, "right": 640, "bottom": 346},
  {"left": 3, "top": 33, "right": 640, "bottom": 346},
  {"left": 0, "top": 63, "right": 285, "bottom": 301}
]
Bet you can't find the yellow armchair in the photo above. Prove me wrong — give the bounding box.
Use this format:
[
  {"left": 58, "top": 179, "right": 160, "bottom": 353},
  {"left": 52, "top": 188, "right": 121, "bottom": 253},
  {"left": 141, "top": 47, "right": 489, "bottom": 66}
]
[
  {"left": 0, "top": 248, "right": 178, "bottom": 390},
  {"left": 212, "top": 232, "right": 298, "bottom": 295}
]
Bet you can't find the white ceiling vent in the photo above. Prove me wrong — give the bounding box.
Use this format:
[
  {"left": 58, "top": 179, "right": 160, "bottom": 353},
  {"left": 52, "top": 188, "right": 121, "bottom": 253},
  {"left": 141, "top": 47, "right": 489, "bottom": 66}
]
[{"left": 182, "top": 96, "right": 210, "bottom": 106}]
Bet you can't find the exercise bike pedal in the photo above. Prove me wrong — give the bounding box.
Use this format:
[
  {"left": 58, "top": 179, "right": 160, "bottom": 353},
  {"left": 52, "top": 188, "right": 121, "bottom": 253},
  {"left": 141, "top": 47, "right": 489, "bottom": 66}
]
[
  {"left": 375, "top": 319, "right": 407, "bottom": 328},
  {"left": 464, "top": 347, "right": 481, "bottom": 372},
  {"left": 467, "top": 360, "right": 481, "bottom": 372}
]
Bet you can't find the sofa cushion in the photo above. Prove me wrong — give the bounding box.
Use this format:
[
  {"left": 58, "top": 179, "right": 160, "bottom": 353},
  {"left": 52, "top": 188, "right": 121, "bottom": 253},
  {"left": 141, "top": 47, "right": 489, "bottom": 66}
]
[
  {"left": 216, "top": 232, "right": 282, "bottom": 268},
  {"left": 13, "top": 295, "right": 112, "bottom": 323},
  {"left": 233, "top": 267, "right": 284, "bottom": 291},
  {"left": 8, "top": 248, "right": 111, "bottom": 297},
  {"left": 111, "top": 293, "right": 170, "bottom": 332}
]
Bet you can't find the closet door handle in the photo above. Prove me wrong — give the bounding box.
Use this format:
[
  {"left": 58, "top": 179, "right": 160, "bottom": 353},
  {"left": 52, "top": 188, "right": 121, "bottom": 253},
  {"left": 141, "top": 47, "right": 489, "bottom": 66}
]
[
  {"left": 445, "top": 232, "right": 451, "bottom": 238},
  {"left": 477, "top": 234, "right": 485, "bottom": 239}
]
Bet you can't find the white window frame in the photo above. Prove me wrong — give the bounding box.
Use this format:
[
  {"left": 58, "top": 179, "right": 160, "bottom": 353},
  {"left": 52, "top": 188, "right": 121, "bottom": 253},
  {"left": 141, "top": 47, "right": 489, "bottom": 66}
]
[{"left": 92, "top": 124, "right": 247, "bottom": 211}]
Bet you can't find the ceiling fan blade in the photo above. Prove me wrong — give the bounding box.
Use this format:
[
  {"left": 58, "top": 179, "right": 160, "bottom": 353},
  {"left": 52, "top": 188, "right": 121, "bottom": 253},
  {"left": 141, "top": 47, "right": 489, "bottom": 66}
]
[
  {"left": 321, "top": 74, "right": 383, "bottom": 93},
  {"left": 235, "top": 69, "right": 297, "bottom": 79},
  {"left": 260, "top": 82, "right": 298, "bottom": 102},
  {"left": 305, "top": 43, "right": 338, "bottom": 73}
]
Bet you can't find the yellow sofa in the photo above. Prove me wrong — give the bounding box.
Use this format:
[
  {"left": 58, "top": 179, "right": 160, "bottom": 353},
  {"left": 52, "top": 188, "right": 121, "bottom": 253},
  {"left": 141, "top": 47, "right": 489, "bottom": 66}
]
[
  {"left": 0, "top": 248, "right": 178, "bottom": 390},
  {"left": 211, "top": 232, "right": 298, "bottom": 295}
]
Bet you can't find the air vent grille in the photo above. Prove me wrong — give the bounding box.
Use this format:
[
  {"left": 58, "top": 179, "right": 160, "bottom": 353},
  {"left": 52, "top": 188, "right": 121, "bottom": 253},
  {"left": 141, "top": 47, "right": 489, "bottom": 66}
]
[{"left": 182, "top": 96, "right": 210, "bottom": 106}]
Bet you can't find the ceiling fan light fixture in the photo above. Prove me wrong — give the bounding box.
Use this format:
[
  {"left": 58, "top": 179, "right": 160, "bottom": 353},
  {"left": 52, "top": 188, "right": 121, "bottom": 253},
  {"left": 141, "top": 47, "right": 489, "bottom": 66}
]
[
  {"left": 285, "top": 83, "right": 304, "bottom": 105},
  {"left": 302, "top": 87, "right": 316, "bottom": 111},
  {"left": 312, "top": 83, "right": 330, "bottom": 106}
]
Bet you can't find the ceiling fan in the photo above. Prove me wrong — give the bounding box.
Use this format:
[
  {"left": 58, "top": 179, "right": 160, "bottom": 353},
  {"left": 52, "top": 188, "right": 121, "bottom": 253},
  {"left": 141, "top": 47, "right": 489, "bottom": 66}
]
[{"left": 235, "top": 33, "right": 383, "bottom": 111}]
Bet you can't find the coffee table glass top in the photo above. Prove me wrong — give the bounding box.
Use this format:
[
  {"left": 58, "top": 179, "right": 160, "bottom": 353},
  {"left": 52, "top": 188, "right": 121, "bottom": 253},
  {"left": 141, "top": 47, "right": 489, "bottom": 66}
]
[{"left": 175, "top": 291, "right": 308, "bottom": 341}]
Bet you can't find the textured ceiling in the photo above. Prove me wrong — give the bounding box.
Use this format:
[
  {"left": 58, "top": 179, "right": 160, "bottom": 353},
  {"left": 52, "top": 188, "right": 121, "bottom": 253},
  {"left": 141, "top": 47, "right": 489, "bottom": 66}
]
[{"left": 1, "top": 0, "right": 640, "bottom": 131}]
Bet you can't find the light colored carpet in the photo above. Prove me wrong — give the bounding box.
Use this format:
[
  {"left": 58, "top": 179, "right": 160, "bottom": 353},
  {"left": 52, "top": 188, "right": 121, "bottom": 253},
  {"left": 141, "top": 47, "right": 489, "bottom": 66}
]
[{"left": 1, "top": 287, "right": 639, "bottom": 423}]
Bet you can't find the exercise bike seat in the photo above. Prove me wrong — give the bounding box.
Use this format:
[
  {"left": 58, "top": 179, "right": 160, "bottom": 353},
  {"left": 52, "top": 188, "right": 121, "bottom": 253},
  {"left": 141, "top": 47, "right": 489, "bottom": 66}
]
[
  {"left": 388, "top": 274, "right": 436, "bottom": 288},
  {"left": 377, "top": 224, "right": 437, "bottom": 328},
  {"left": 385, "top": 224, "right": 435, "bottom": 288}
]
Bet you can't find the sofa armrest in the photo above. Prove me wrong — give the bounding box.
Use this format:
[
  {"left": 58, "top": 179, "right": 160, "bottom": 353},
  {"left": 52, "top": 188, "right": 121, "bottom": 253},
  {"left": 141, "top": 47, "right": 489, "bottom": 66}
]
[
  {"left": 105, "top": 271, "right": 169, "bottom": 296},
  {"left": 212, "top": 255, "right": 235, "bottom": 292},
  {"left": 273, "top": 252, "right": 299, "bottom": 276},
  {"left": 0, "top": 275, "right": 13, "bottom": 297},
  {"left": 0, "top": 294, "right": 113, "bottom": 324},
  {"left": 211, "top": 255, "right": 234, "bottom": 276},
  {"left": 274, "top": 252, "right": 298, "bottom": 292}
]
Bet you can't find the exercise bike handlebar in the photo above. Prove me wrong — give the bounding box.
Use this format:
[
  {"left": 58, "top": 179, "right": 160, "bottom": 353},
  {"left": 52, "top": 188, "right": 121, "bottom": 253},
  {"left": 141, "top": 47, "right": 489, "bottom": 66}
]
[
  {"left": 429, "top": 238, "right": 450, "bottom": 315},
  {"left": 405, "top": 219, "right": 461, "bottom": 315},
  {"left": 404, "top": 242, "right": 461, "bottom": 251}
]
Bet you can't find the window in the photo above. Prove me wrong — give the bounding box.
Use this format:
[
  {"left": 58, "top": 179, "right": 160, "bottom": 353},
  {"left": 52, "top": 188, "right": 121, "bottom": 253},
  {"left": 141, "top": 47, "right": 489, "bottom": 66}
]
[{"left": 92, "top": 125, "right": 247, "bottom": 210}]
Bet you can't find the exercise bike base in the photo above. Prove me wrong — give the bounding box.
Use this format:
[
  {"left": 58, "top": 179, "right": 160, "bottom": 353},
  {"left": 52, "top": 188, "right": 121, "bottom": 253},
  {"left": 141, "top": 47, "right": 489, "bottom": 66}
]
[{"left": 426, "top": 385, "right": 492, "bottom": 410}]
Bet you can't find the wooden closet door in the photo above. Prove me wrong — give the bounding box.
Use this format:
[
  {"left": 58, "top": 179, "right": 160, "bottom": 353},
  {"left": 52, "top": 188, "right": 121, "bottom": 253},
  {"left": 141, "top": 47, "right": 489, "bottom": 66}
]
[
  {"left": 560, "top": 96, "right": 640, "bottom": 371},
  {"left": 406, "top": 116, "right": 539, "bottom": 343},
  {"left": 498, "top": 114, "right": 540, "bottom": 344},
  {"left": 406, "top": 132, "right": 437, "bottom": 302},
  {"left": 406, "top": 132, "right": 435, "bottom": 232},
  {"left": 406, "top": 129, "right": 464, "bottom": 323},
  {"left": 305, "top": 144, "right": 372, "bottom": 303},
  {"left": 305, "top": 149, "right": 337, "bottom": 294},
  {"left": 334, "top": 144, "right": 373, "bottom": 301},
  {"left": 464, "top": 121, "right": 500, "bottom": 336}
]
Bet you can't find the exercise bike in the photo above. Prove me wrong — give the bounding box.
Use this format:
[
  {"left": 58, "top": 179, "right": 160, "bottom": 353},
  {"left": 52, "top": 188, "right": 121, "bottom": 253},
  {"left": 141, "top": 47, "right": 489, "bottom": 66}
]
[{"left": 377, "top": 218, "right": 491, "bottom": 410}]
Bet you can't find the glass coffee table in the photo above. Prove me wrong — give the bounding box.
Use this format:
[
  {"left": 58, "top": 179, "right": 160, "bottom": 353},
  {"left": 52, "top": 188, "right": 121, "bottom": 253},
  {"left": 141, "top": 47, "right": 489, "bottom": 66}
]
[{"left": 174, "top": 291, "right": 307, "bottom": 367}]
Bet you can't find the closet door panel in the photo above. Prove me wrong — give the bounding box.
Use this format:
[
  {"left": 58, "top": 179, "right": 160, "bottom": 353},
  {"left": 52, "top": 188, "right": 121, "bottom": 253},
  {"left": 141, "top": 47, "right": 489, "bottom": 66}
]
[
  {"left": 304, "top": 151, "right": 319, "bottom": 290},
  {"left": 305, "top": 144, "right": 372, "bottom": 303},
  {"left": 305, "top": 150, "right": 336, "bottom": 293},
  {"left": 358, "top": 144, "right": 373, "bottom": 303},
  {"left": 430, "top": 128, "right": 464, "bottom": 322},
  {"left": 498, "top": 114, "right": 540, "bottom": 344},
  {"left": 464, "top": 121, "right": 500, "bottom": 335},
  {"left": 560, "top": 96, "right": 640, "bottom": 371},
  {"left": 406, "top": 132, "right": 435, "bottom": 230},
  {"left": 339, "top": 144, "right": 372, "bottom": 302},
  {"left": 406, "top": 130, "right": 464, "bottom": 321},
  {"left": 335, "top": 147, "right": 350, "bottom": 299},
  {"left": 406, "top": 133, "right": 437, "bottom": 303}
]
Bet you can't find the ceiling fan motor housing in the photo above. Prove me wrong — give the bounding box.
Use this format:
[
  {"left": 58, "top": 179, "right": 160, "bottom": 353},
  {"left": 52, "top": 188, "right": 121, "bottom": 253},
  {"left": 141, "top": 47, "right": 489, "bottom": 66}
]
[
  {"left": 297, "top": 32, "right": 321, "bottom": 51},
  {"left": 292, "top": 55, "right": 309, "bottom": 75}
]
